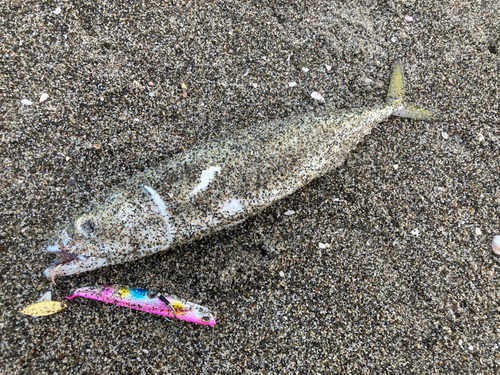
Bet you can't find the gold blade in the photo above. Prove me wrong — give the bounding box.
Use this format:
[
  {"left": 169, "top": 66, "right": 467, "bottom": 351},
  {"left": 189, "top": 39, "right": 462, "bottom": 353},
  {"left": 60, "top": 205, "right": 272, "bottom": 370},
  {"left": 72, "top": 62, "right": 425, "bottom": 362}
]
[{"left": 20, "top": 301, "right": 66, "bottom": 317}]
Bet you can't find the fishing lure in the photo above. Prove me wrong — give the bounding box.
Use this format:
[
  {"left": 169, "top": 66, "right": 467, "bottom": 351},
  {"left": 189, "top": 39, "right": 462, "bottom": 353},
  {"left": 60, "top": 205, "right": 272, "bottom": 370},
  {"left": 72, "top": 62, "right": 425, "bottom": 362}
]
[
  {"left": 43, "top": 63, "right": 438, "bottom": 278},
  {"left": 66, "top": 286, "right": 216, "bottom": 325}
]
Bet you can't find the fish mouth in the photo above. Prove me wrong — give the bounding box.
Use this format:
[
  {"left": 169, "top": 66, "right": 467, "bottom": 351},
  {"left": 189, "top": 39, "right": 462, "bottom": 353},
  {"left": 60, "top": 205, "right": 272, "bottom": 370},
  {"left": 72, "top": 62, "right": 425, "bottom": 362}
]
[{"left": 43, "top": 245, "right": 108, "bottom": 278}]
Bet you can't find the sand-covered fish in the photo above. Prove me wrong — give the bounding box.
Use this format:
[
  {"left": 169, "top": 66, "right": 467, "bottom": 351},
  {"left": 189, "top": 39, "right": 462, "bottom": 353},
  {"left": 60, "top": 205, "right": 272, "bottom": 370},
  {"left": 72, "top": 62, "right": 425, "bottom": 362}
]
[{"left": 44, "top": 63, "right": 438, "bottom": 278}]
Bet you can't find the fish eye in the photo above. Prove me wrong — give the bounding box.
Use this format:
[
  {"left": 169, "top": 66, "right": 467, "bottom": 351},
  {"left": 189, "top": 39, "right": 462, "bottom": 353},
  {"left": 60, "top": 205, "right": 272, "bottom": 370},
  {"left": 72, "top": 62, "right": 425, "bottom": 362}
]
[
  {"left": 201, "top": 315, "right": 211, "bottom": 323},
  {"left": 75, "top": 215, "right": 98, "bottom": 237}
]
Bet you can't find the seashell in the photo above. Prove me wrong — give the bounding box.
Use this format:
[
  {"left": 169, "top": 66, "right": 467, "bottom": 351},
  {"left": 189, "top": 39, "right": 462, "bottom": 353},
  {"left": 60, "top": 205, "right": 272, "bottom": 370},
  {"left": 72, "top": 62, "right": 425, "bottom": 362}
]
[
  {"left": 20, "top": 99, "right": 33, "bottom": 105},
  {"left": 302, "top": 67, "right": 309, "bottom": 72},
  {"left": 325, "top": 64, "right": 332, "bottom": 71},
  {"left": 284, "top": 210, "right": 295, "bottom": 215},
  {"left": 492, "top": 235, "right": 500, "bottom": 255},
  {"left": 39, "top": 291, "right": 52, "bottom": 302},
  {"left": 53, "top": 7, "right": 62, "bottom": 15},
  {"left": 311, "top": 92, "right": 325, "bottom": 102},
  {"left": 441, "top": 131, "right": 449, "bottom": 140},
  {"left": 405, "top": 15, "right": 413, "bottom": 22},
  {"left": 288, "top": 82, "right": 297, "bottom": 87},
  {"left": 39, "top": 93, "right": 49, "bottom": 102}
]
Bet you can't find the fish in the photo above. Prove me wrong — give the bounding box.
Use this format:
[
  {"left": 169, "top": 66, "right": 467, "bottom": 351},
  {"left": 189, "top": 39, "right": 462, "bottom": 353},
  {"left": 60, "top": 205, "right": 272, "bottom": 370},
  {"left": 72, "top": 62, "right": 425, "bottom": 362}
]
[
  {"left": 66, "top": 286, "right": 216, "bottom": 325},
  {"left": 43, "top": 63, "right": 438, "bottom": 278}
]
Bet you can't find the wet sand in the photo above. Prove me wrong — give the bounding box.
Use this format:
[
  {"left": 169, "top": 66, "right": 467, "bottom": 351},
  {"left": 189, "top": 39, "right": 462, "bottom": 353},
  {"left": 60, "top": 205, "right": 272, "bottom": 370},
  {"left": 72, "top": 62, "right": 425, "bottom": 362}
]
[{"left": 1, "top": 0, "right": 499, "bottom": 372}]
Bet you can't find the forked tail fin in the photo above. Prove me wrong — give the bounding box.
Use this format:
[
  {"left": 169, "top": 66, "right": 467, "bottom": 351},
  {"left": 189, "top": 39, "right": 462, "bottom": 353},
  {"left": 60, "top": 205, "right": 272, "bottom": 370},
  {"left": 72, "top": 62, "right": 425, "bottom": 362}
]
[{"left": 387, "top": 63, "right": 441, "bottom": 121}]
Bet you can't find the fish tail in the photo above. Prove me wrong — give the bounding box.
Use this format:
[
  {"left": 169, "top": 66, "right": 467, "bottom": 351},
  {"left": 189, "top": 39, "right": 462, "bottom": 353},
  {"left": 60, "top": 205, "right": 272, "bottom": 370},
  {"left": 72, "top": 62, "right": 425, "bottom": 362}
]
[{"left": 387, "top": 62, "right": 441, "bottom": 121}]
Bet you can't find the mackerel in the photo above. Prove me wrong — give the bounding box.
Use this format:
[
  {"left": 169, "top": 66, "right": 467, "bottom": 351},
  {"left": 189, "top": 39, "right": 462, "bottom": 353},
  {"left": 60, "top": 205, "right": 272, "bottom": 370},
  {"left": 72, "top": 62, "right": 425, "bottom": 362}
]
[{"left": 44, "top": 63, "right": 438, "bottom": 278}]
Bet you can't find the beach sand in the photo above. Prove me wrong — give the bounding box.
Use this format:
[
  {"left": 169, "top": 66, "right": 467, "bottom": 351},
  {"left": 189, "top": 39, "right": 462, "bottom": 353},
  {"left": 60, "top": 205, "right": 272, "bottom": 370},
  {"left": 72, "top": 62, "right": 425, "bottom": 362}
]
[{"left": 1, "top": 0, "right": 499, "bottom": 372}]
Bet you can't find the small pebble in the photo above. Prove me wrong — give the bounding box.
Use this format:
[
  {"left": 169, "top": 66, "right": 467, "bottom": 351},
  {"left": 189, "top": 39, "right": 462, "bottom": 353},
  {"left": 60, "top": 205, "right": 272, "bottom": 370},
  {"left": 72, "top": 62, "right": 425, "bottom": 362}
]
[
  {"left": 442, "top": 131, "right": 449, "bottom": 140},
  {"left": 279, "top": 271, "right": 285, "bottom": 277},
  {"left": 475, "top": 227, "right": 482, "bottom": 236},
  {"left": 69, "top": 179, "right": 75, "bottom": 186},
  {"left": 302, "top": 67, "right": 309, "bottom": 72},
  {"left": 410, "top": 228, "right": 420, "bottom": 236},
  {"left": 252, "top": 82, "right": 258, "bottom": 88},
  {"left": 325, "top": 64, "right": 332, "bottom": 71},
  {"left": 20, "top": 99, "right": 33, "bottom": 105},
  {"left": 288, "top": 82, "right": 297, "bottom": 87},
  {"left": 405, "top": 15, "right": 414, "bottom": 22},
  {"left": 53, "top": 7, "right": 62, "bottom": 15},
  {"left": 181, "top": 83, "right": 187, "bottom": 89},
  {"left": 284, "top": 210, "right": 295, "bottom": 215},
  {"left": 148, "top": 81, "right": 154, "bottom": 86}
]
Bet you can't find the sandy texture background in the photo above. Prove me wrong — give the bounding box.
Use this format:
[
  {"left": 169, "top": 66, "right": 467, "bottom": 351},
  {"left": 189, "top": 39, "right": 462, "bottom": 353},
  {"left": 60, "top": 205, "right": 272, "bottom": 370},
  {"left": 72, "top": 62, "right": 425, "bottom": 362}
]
[{"left": 1, "top": 0, "right": 499, "bottom": 372}]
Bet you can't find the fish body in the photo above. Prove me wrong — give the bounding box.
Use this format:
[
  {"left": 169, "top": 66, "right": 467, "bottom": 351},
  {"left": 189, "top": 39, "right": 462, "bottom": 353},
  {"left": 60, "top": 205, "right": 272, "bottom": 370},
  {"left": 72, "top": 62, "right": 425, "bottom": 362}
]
[
  {"left": 66, "top": 286, "right": 216, "bottom": 325},
  {"left": 44, "top": 64, "right": 437, "bottom": 277}
]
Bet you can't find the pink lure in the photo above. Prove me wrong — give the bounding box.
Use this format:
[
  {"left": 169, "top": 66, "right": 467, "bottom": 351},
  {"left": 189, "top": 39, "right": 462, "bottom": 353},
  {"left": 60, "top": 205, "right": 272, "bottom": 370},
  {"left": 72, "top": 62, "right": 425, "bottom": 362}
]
[{"left": 66, "top": 286, "right": 216, "bottom": 326}]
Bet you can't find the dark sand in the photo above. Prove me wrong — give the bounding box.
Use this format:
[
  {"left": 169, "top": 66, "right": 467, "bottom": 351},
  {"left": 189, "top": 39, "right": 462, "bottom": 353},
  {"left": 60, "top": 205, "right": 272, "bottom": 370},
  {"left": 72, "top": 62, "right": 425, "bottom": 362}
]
[{"left": 1, "top": 0, "right": 499, "bottom": 372}]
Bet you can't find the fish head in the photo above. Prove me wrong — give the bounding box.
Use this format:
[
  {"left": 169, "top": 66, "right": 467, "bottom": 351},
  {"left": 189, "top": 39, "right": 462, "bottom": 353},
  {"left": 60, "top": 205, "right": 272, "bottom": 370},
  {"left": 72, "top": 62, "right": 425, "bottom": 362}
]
[{"left": 44, "top": 188, "right": 171, "bottom": 278}]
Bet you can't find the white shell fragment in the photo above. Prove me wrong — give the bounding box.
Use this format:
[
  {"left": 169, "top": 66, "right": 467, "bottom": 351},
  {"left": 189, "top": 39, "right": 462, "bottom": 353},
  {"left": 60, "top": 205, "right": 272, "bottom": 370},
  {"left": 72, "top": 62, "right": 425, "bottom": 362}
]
[
  {"left": 53, "top": 6, "right": 62, "bottom": 15},
  {"left": 405, "top": 15, "right": 414, "bottom": 22},
  {"left": 492, "top": 235, "right": 500, "bottom": 256},
  {"left": 284, "top": 210, "right": 295, "bottom": 215},
  {"left": 279, "top": 271, "right": 285, "bottom": 277},
  {"left": 318, "top": 243, "right": 331, "bottom": 249},
  {"left": 288, "top": 82, "right": 297, "bottom": 87},
  {"left": 475, "top": 227, "right": 482, "bottom": 236},
  {"left": 252, "top": 82, "right": 258, "bottom": 88},
  {"left": 302, "top": 67, "right": 309, "bottom": 72},
  {"left": 39, "top": 291, "right": 52, "bottom": 302},
  {"left": 441, "top": 131, "right": 449, "bottom": 140},
  {"left": 311, "top": 92, "right": 325, "bottom": 102},
  {"left": 325, "top": 64, "right": 332, "bottom": 71},
  {"left": 20, "top": 99, "right": 33, "bottom": 105},
  {"left": 39, "top": 93, "right": 49, "bottom": 103},
  {"left": 410, "top": 228, "right": 420, "bottom": 236}
]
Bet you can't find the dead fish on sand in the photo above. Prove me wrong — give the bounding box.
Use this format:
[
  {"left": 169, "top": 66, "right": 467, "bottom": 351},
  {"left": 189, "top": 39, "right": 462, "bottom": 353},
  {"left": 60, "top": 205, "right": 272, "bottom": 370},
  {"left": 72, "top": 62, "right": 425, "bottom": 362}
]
[{"left": 44, "top": 63, "right": 438, "bottom": 278}]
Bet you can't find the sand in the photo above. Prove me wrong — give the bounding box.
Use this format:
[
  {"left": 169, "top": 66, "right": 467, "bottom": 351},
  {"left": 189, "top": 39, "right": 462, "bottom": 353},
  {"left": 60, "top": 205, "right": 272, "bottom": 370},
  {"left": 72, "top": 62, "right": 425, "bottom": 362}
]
[{"left": 1, "top": 0, "right": 499, "bottom": 372}]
